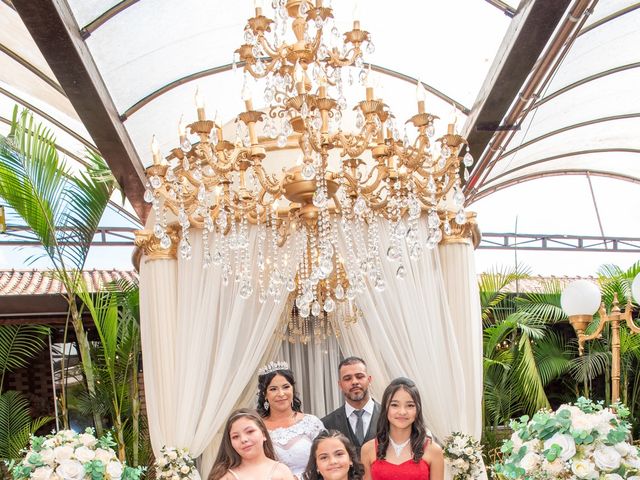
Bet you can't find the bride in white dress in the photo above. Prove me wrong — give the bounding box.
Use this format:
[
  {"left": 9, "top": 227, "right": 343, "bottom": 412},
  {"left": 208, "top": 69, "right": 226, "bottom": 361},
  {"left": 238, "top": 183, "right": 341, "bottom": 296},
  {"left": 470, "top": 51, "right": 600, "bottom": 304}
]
[{"left": 257, "top": 362, "right": 324, "bottom": 479}]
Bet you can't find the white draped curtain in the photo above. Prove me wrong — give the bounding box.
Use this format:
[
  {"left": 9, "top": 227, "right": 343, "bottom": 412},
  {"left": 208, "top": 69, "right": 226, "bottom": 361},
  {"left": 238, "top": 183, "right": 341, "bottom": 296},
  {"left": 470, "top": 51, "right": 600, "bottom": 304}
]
[
  {"left": 139, "top": 228, "right": 290, "bottom": 466},
  {"left": 278, "top": 336, "right": 342, "bottom": 417}
]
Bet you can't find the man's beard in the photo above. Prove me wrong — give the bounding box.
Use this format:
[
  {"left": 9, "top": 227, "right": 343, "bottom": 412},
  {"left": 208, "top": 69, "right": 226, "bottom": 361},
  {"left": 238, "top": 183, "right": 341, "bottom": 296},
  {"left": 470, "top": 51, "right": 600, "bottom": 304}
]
[{"left": 345, "top": 388, "right": 368, "bottom": 402}]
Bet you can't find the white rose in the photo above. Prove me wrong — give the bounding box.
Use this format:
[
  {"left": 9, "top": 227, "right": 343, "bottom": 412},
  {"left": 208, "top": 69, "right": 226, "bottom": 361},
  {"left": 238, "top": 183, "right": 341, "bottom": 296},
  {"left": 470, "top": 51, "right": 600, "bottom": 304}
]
[
  {"left": 510, "top": 432, "right": 523, "bottom": 451},
  {"left": 544, "top": 433, "right": 576, "bottom": 462},
  {"left": 594, "top": 445, "right": 622, "bottom": 472},
  {"left": 74, "top": 446, "right": 95, "bottom": 463},
  {"left": 41, "top": 448, "right": 56, "bottom": 466},
  {"left": 627, "top": 477, "right": 640, "bottom": 480},
  {"left": 623, "top": 455, "right": 640, "bottom": 469},
  {"left": 157, "top": 458, "right": 168, "bottom": 468},
  {"left": 78, "top": 433, "right": 98, "bottom": 448},
  {"left": 571, "top": 459, "right": 597, "bottom": 479},
  {"left": 172, "top": 476, "right": 180, "bottom": 480},
  {"left": 520, "top": 452, "right": 540, "bottom": 473},
  {"left": 523, "top": 439, "right": 542, "bottom": 453},
  {"left": 55, "top": 460, "right": 85, "bottom": 480},
  {"left": 453, "top": 458, "right": 468, "bottom": 470},
  {"left": 168, "top": 450, "right": 178, "bottom": 460},
  {"left": 32, "top": 466, "right": 55, "bottom": 480},
  {"left": 603, "top": 474, "right": 623, "bottom": 480},
  {"left": 180, "top": 465, "right": 191, "bottom": 474},
  {"left": 43, "top": 439, "right": 57, "bottom": 449},
  {"left": 542, "top": 458, "right": 565, "bottom": 475},
  {"left": 53, "top": 446, "right": 74, "bottom": 462},
  {"left": 95, "top": 448, "right": 116, "bottom": 464},
  {"left": 613, "top": 442, "right": 634, "bottom": 457},
  {"left": 463, "top": 446, "right": 474, "bottom": 456},
  {"left": 106, "top": 461, "right": 124, "bottom": 480}
]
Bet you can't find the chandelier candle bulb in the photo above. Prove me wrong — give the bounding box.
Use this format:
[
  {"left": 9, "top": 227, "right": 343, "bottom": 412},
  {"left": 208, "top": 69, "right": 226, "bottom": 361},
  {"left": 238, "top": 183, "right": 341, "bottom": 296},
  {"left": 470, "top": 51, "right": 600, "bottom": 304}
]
[
  {"left": 195, "top": 88, "right": 206, "bottom": 121},
  {"left": 151, "top": 135, "right": 161, "bottom": 165},
  {"left": 178, "top": 115, "right": 187, "bottom": 143},
  {"left": 416, "top": 79, "right": 426, "bottom": 113}
]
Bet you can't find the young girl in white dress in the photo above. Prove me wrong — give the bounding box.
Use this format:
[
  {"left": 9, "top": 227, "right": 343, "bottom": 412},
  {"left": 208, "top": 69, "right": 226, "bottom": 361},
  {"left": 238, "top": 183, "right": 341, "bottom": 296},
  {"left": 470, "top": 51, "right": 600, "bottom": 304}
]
[
  {"left": 257, "top": 362, "right": 325, "bottom": 478},
  {"left": 209, "top": 409, "right": 295, "bottom": 480}
]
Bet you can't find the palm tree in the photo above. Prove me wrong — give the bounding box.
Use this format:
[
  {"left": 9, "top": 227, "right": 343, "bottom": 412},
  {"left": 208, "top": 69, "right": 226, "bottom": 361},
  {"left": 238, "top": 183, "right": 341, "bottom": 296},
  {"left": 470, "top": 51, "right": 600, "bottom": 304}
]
[
  {"left": 0, "top": 106, "right": 118, "bottom": 432},
  {"left": 76, "top": 279, "right": 145, "bottom": 464}
]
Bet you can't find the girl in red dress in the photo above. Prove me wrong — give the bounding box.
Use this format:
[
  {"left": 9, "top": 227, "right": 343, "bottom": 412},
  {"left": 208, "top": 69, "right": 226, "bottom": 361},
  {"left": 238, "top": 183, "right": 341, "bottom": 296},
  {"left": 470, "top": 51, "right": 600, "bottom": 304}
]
[{"left": 360, "top": 378, "right": 444, "bottom": 480}]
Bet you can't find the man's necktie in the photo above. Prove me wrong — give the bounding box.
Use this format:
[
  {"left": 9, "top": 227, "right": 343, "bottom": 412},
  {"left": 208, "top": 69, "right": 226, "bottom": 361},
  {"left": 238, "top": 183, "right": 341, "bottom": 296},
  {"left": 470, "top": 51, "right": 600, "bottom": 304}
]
[{"left": 354, "top": 409, "right": 365, "bottom": 445}]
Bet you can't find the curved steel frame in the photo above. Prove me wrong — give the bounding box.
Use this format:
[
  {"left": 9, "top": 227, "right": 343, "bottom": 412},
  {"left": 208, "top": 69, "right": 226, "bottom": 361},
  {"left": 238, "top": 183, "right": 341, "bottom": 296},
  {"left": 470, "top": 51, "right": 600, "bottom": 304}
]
[
  {"left": 497, "top": 113, "right": 640, "bottom": 159},
  {"left": 468, "top": 169, "right": 640, "bottom": 203},
  {"left": 120, "top": 62, "right": 470, "bottom": 121},
  {"left": 480, "top": 148, "right": 640, "bottom": 186},
  {"left": 0, "top": 43, "right": 65, "bottom": 95}
]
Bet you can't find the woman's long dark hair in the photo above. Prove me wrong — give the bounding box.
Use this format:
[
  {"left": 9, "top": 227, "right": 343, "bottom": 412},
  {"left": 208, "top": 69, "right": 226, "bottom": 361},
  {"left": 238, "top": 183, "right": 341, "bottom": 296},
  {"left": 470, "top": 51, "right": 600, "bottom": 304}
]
[
  {"left": 208, "top": 409, "right": 276, "bottom": 480},
  {"left": 256, "top": 368, "right": 303, "bottom": 417},
  {"left": 302, "top": 430, "right": 364, "bottom": 480},
  {"left": 375, "top": 377, "right": 429, "bottom": 463}
]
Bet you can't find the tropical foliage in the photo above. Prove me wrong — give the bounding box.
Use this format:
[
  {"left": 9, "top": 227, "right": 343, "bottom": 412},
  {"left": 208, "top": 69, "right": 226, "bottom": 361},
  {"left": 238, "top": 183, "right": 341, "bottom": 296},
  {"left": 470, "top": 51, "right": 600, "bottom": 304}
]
[
  {"left": 0, "top": 324, "right": 53, "bottom": 465},
  {"left": 0, "top": 106, "right": 118, "bottom": 433},
  {"left": 480, "top": 262, "right": 640, "bottom": 466}
]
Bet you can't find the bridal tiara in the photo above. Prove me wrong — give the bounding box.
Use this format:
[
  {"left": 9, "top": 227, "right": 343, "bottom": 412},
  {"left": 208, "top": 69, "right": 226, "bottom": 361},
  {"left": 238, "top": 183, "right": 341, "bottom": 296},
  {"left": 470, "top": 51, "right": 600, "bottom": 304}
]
[{"left": 258, "top": 361, "right": 289, "bottom": 377}]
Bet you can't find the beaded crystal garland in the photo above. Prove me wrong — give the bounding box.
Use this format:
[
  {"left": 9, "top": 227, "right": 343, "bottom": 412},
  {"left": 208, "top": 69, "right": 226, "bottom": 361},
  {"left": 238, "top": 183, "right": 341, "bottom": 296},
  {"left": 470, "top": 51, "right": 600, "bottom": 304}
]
[
  {"left": 144, "top": 0, "right": 473, "bottom": 319},
  {"left": 258, "top": 360, "right": 290, "bottom": 376}
]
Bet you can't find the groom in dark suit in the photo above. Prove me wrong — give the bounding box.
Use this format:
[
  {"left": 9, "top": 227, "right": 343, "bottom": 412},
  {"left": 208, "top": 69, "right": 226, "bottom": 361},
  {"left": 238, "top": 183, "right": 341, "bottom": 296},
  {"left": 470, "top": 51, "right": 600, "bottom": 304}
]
[{"left": 321, "top": 356, "right": 380, "bottom": 456}]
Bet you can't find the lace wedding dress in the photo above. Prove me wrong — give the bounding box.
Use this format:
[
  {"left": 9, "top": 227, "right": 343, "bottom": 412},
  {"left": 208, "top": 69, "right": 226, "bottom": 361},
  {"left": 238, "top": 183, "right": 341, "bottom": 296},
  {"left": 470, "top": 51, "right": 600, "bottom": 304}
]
[{"left": 268, "top": 415, "right": 324, "bottom": 477}]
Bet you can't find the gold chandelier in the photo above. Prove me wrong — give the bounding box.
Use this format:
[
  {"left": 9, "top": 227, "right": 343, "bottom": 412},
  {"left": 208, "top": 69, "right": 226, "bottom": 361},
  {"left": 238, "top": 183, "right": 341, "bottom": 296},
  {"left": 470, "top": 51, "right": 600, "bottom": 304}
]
[{"left": 143, "top": 0, "right": 474, "bottom": 319}]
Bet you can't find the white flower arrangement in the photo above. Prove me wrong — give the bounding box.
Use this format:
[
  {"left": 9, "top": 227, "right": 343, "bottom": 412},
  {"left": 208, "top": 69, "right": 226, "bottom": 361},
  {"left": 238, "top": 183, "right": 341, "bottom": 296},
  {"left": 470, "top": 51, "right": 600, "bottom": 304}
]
[
  {"left": 11, "top": 428, "right": 143, "bottom": 480},
  {"left": 443, "top": 432, "right": 484, "bottom": 479},
  {"left": 493, "top": 397, "right": 640, "bottom": 479},
  {"left": 154, "top": 446, "right": 199, "bottom": 480}
]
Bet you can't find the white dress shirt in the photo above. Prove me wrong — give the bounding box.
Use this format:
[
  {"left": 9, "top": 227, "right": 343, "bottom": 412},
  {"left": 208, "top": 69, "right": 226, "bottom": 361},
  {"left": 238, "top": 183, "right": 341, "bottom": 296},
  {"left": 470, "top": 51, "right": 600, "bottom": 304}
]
[{"left": 345, "top": 397, "right": 375, "bottom": 437}]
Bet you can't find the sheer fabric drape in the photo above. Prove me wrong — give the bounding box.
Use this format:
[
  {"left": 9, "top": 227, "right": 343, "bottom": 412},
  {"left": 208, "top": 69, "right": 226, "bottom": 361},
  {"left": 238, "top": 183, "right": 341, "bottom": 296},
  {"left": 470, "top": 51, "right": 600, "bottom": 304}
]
[
  {"left": 139, "top": 228, "right": 290, "bottom": 463},
  {"left": 278, "top": 336, "right": 342, "bottom": 417}
]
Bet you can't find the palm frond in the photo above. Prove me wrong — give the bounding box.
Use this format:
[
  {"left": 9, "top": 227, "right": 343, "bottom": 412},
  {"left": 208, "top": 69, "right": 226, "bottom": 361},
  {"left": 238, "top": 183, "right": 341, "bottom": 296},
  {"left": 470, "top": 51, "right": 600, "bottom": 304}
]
[
  {"left": 0, "top": 107, "right": 67, "bottom": 268},
  {"left": 0, "top": 107, "right": 117, "bottom": 271},
  {"left": 0, "top": 391, "right": 52, "bottom": 460},
  {"left": 515, "top": 334, "right": 550, "bottom": 413},
  {"left": 533, "top": 331, "right": 573, "bottom": 386},
  {"left": 568, "top": 347, "right": 609, "bottom": 383},
  {"left": 0, "top": 325, "right": 49, "bottom": 384}
]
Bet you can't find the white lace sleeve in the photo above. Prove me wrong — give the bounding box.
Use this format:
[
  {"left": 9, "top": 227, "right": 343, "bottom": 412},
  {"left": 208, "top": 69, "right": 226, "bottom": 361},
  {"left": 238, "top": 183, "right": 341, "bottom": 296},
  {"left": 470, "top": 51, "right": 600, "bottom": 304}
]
[{"left": 305, "top": 415, "right": 324, "bottom": 440}]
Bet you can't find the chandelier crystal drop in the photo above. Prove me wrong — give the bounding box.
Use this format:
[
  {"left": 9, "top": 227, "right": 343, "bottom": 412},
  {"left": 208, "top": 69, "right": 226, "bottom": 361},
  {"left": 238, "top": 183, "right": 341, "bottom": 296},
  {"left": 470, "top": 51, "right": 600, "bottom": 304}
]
[{"left": 144, "top": 0, "right": 473, "bottom": 317}]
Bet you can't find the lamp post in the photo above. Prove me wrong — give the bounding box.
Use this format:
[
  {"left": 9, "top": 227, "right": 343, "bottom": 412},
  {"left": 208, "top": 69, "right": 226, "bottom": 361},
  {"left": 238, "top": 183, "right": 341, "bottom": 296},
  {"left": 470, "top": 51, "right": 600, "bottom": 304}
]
[{"left": 561, "top": 276, "right": 640, "bottom": 403}]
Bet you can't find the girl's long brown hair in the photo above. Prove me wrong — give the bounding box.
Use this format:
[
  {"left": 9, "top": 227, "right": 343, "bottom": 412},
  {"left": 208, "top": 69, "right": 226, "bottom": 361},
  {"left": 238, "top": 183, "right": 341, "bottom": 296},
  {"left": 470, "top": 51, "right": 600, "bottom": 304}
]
[{"left": 208, "top": 409, "right": 276, "bottom": 480}]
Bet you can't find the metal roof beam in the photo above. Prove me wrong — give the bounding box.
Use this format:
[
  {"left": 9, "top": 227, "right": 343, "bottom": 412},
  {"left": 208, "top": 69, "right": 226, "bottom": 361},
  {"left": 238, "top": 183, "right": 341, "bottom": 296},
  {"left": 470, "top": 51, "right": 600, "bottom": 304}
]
[
  {"left": 11, "top": 0, "right": 148, "bottom": 223},
  {"left": 462, "top": 0, "right": 575, "bottom": 191}
]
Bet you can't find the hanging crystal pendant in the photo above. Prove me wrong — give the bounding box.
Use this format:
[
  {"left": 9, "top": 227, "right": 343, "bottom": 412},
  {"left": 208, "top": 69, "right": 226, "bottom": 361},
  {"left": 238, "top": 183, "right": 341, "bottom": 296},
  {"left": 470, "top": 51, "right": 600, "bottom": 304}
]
[{"left": 301, "top": 163, "right": 316, "bottom": 180}]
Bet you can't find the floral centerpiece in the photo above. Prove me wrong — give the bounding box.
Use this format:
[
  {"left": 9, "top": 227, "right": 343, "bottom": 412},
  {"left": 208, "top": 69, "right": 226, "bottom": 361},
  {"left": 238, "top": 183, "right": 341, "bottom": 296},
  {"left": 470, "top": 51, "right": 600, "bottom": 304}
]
[
  {"left": 443, "top": 432, "right": 485, "bottom": 479},
  {"left": 493, "top": 397, "right": 640, "bottom": 479},
  {"left": 10, "top": 428, "right": 143, "bottom": 480},
  {"left": 154, "top": 446, "right": 199, "bottom": 480}
]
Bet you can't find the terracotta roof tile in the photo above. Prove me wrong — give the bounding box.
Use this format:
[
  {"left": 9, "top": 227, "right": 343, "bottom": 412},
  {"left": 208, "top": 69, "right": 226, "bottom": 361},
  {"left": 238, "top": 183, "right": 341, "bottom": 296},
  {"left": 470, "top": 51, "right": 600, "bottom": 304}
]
[{"left": 0, "top": 270, "right": 138, "bottom": 296}]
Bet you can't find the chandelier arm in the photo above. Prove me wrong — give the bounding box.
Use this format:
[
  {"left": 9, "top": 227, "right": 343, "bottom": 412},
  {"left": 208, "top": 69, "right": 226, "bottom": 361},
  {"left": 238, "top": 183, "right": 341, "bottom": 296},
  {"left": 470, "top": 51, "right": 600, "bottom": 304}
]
[
  {"left": 331, "top": 124, "right": 376, "bottom": 158},
  {"left": 253, "top": 166, "right": 282, "bottom": 195},
  {"left": 326, "top": 47, "right": 360, "bottom": 68},
  {"left": 257, "top": 36, "right": 281, "bottom": 59},
  {"left": 359, "top": 165, "right": 388, "bottom": 195}
]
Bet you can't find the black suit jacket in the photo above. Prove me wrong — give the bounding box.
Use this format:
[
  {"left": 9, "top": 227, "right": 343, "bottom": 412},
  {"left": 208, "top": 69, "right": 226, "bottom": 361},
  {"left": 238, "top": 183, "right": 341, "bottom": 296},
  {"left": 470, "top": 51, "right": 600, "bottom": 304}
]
[{"left": 321, "top": 400, "right": 381, "bottom": 456}]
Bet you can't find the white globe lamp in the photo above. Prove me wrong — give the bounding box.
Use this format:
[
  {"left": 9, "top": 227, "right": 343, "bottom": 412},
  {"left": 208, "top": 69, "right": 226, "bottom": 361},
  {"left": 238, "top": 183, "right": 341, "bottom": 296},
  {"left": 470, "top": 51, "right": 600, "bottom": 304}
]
[{"left": 561, "top": 279, "right": 601, "bottom": 336}]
